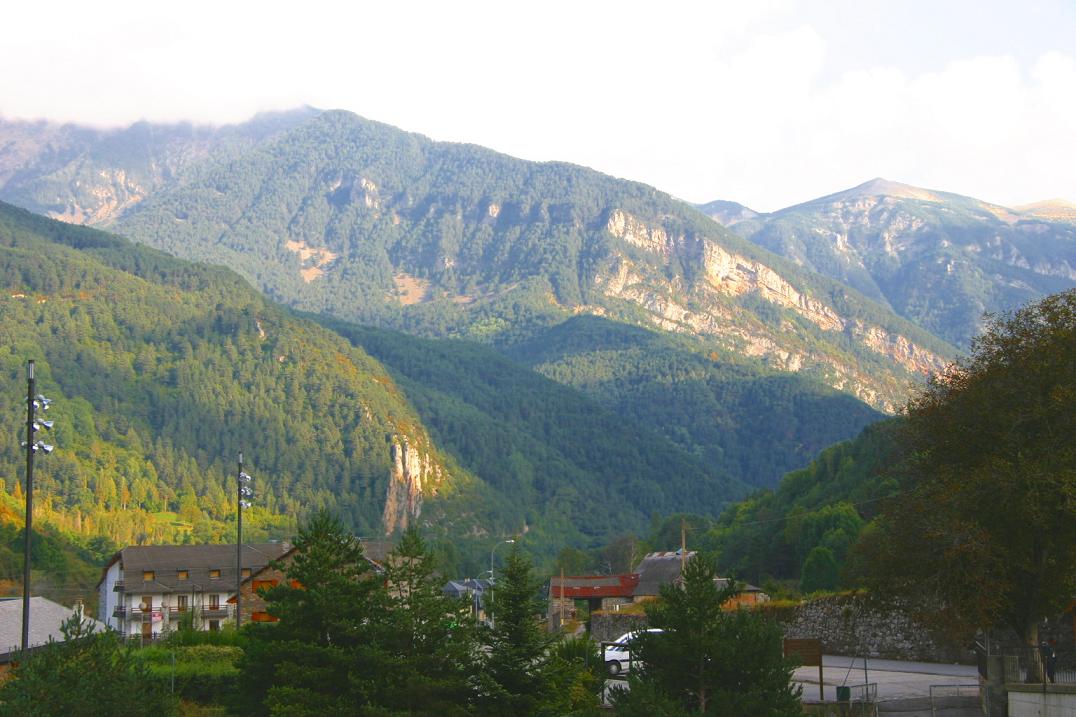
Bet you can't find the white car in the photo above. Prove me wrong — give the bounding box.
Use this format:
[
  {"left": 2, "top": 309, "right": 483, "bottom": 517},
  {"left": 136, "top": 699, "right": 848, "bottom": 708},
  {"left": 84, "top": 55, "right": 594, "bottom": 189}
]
[{"left": 603, "top": 628, "right": 662, "bottom": 675}]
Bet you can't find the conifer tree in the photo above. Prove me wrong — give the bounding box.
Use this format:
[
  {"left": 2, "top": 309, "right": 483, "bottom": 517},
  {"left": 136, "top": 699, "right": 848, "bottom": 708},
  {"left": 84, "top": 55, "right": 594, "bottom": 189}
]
[
  {"left": 377, "top": 528, "right": 481, "bottom": 716},
  {"left": 476, "top": 545, "right": 600, "bottom": 717},
  {"left": 233, "top": 510, "right": 390, "bottom": 715},
  {"left": 612, "top": 556, "right": 802, "bottom": 717}
]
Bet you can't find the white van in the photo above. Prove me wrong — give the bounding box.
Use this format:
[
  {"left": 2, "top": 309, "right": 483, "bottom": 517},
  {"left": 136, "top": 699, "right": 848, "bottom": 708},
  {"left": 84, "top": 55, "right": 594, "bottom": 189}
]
[{"left": 603, "top": 628, "right": 663, "bottom": 675}]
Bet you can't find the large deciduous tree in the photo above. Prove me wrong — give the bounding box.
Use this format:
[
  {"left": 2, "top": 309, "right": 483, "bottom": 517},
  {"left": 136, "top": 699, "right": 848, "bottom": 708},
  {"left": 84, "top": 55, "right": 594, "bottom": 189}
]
[{"left": 860, "top": 290, "right": 1076, "bottom": 649}]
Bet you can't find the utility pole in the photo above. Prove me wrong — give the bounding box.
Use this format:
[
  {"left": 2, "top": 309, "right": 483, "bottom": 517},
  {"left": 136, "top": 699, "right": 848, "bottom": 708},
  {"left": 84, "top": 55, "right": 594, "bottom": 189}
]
[
  {"left": 21, "top": 360, "right": 35, "bottom": 655},
  {"left": 236, "top": 452, "right": 243, "bottom": 629},
  {"left": 21, "top": 360, "right": 53, "bottom": 655},
  {"left": 559, "top": 566, "right": 565, "bottom": 630},
  {"left": 680, "top": 517, "right": 687, "bottom": 576},
  {"left": 235, "top": 453, "right": 254, "bottom": 629}
]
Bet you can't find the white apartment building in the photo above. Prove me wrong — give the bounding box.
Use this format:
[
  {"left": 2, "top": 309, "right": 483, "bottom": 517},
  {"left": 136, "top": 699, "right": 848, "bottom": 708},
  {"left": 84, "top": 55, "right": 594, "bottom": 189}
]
[{"left": 96, "top": 542, "right": 290, "bottom": 641}]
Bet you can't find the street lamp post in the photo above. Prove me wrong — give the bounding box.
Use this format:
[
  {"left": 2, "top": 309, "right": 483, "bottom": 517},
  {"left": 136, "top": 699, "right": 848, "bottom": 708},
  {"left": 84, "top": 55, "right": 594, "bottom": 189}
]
[
  {"left": 236, "top": 453, "right": 253, "bottom": 629},
  {"left": 20, "top": 359, "right": 54, "bottom": 654},
  {"left": 488, "top": 539, "right": 515, "bottom": 629}
]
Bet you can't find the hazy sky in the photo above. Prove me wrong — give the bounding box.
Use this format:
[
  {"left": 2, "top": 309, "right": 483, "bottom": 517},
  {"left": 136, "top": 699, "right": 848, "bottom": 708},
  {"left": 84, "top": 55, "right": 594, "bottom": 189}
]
[{"left": 4, "top": 0, "right": 1075, "bottom": 211}]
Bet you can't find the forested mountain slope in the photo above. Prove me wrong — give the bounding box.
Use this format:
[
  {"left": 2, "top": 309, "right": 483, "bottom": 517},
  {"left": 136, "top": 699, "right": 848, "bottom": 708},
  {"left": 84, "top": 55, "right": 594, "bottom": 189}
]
[
  {"left": 0, "top": 111, "right": 953, "bottom": 410},
  {"left": 0, "top": 109, "right": 317, "bottom": 223},
  {"left": 702, "top": 420, "right": 899, "bottom": 588},
  {"left": 325, "top": 322, "right": 749, "bottom": 543},
  {"left": 504, "top": 315, "right": 882, "bottom": 487},
  {"left": 0, "top": 203, "right": 770, "bottom": 589},
  {"left": 708, "top": 178, "right": 1076, "bottom": 347},
  {"left": 0, "top": 201, "right": 464, "bottom": 548}
]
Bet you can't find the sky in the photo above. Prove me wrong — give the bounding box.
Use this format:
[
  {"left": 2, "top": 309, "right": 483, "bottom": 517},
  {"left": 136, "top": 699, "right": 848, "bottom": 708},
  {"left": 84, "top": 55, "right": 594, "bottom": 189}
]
[{"left": 3, "top": 0, "right": 1075, "bottom": 211}]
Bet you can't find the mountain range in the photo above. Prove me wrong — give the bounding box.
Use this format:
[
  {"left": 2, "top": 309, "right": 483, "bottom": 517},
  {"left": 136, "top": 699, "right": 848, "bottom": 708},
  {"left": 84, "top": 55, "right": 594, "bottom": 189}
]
[
  {"left": 701, "top": 178, "right": 1076, "bottom": 347},
  {"left": 0, "top": 110, "right": 961, "bottom": 412},
  {"left": 1, "top": 106, "right": 1073, "bottom": 591},
  {"left": 0, "top": 199, "right": 888, "bottom": 593}
]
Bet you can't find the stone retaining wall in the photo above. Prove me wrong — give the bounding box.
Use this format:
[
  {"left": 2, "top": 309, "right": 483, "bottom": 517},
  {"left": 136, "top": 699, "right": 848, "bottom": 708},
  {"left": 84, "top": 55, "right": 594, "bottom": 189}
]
[
  {"left": 765, "top": 593, "right": 973, "bottom": 663},
  {"left": 591, "top": 593, "right": 974, "bottom": 663}
]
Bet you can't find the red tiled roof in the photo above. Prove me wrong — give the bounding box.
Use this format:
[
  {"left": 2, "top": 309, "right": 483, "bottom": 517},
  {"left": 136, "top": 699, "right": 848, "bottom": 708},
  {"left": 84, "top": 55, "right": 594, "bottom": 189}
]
[{"left": 550, "top": 573, "right": 639, "bottom": 599}]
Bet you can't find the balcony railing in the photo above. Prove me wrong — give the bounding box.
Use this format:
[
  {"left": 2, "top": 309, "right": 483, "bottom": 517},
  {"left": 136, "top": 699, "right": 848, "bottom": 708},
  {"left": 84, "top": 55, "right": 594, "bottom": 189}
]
[{"left": 113, "top": 604, "right": 232, "bottom": 622}]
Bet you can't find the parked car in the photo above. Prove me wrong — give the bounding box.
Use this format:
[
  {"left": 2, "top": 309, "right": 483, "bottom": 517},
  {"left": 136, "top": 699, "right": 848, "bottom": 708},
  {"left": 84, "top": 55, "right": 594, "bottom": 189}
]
[{"left": 604, "top": 629, "right": 663, "bottom": 675}]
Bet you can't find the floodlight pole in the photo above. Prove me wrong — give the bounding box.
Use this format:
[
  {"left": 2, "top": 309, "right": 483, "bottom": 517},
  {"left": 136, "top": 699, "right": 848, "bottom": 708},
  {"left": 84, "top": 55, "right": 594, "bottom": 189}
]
[
  {"left": 21, "top": 360, "right": 35, "bottom": 655},
  {"left": 236, "top": 452, "right": 243, "bottom": 630},
  {"left": 488, "top": 539, "right": 514, "bottom": 629}
]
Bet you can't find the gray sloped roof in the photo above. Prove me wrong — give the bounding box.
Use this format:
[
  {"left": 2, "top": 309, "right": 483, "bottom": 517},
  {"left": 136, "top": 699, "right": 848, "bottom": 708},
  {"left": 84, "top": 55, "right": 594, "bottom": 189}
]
[
  {"left": 101, "top": 542, "right": 292, "bottom": 594},
  {"left": 634, "top": 551, "right": 694, "bottom": 596},
  {"left": 0, "top": 597, "right": 106, "bottom": 658},
  {"left": 442, "top": 578, "right": 490, "bottom": 598}
]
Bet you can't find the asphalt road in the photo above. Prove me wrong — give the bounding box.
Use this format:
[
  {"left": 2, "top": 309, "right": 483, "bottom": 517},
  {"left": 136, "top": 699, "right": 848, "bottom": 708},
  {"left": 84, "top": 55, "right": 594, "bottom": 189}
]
[{"left": 793, "top": 654, "right": 978, "bottom": 702}]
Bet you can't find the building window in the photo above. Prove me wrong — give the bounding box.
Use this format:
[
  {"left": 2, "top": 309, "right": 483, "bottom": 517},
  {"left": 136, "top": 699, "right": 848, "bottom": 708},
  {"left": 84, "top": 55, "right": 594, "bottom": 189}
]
[
  {"left": 209, "top": 620, "right": 220, "bottom": 632},
  {"left": 209, "top": 595, "right": 220, "bottom": 610},
  {"left": 241, "top": 568, "right": 251, "bottom": 578},
  {"left": 143, "top": 570, "right": 155, "bottom": 581},
  {"left": 177, "top": 569, "right": 189, "bottom": 581},
  {"left": 209, "top": 569, "right": 221, "bottom": 579},
  {"left": 177, "top": 595, "right": 188, "bottom": 612}
]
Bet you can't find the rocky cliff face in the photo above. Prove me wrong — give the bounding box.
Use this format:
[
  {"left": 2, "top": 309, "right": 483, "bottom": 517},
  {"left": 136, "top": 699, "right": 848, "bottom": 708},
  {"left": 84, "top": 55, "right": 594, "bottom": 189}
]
[
  {"left": 382, "top": 435, "right": 447, "bottom": 534},
  {"left": 602, "top": 209, "right": 949, "bottom": 409},
  {"left": 0, "top": 110, "right": 317, "bottom": 224}
]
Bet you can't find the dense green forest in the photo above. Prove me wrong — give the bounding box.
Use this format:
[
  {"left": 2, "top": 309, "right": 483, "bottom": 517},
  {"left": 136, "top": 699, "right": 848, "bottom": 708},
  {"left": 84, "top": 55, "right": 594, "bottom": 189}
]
[
  {"left": 702, "top": 421, "right": 899, "bottom": 589},
  {"left": 327, "top": 322, "right": 747, "bottom": 547},
  {"left": 0, "top": 201, "right": 477, "bottom": 587},
  {"left": 505, "top": 315, "right": 881, "bottom": 487},
  {"left": 0, "top": 202, "right": 788, "bottom": 601},
  {"left": 563, "top": 421, "right": 899, "bottom": 593}
]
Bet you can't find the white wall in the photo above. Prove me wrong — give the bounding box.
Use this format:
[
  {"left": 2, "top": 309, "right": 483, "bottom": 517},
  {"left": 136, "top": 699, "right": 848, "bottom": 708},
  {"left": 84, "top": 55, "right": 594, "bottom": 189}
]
[{"left": 1009, "top": 689, "right": 1076, "bottom": 717}]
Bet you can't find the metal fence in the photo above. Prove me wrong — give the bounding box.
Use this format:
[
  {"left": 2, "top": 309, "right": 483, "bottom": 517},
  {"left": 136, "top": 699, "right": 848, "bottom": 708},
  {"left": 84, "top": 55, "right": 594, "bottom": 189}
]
[
  {"left": 928, "top": 684, "right": 980, "bottom": 716},
  {"left": 996, "top": 647, "right": 1075, "bottom": 685}
]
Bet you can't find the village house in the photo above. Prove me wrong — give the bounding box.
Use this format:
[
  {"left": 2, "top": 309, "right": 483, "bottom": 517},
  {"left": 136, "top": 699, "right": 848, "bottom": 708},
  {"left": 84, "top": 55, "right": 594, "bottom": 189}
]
[
  {"left": 229, "top": 539, "right": 390, "bottom": 624},
  {"left": 97, "top": 542, "right": 291, "bottom": 641},
  {"left": 442, "top": 578, "right": 492, "bottom": 622},
  {"left": 549, "top": 551, "right": 769, "bottom": 629},
  {"left": 0, "top": 596, "right": 106, "bottom": 676}
]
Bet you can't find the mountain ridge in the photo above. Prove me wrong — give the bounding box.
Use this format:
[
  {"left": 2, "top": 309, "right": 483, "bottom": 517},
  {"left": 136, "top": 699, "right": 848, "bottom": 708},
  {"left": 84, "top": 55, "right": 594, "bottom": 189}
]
[
  {"left": 706, "top": 178, "right": 1076, "bottom": 346},
  {"left": 0, "top": 111, "right": 955, "bottom": 410}
]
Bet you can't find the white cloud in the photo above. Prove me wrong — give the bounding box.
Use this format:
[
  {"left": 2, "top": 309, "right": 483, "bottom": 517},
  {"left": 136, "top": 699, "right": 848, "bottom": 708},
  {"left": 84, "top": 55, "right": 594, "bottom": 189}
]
[{"left": 1, "top": 1, "right": 1074, "bottom": 209}]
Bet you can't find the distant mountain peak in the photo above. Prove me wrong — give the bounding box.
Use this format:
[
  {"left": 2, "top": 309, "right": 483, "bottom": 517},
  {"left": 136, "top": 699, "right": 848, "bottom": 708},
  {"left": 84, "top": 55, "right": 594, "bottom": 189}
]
[
  {"left": 695, "top": 199, "right": 760, "bottom": 226},
  {"left": 828, "top": 178, "right": 943, "bottom": 203},
  {"left": 1016, "top": 198, "right": 1076, "bottom": 222}
]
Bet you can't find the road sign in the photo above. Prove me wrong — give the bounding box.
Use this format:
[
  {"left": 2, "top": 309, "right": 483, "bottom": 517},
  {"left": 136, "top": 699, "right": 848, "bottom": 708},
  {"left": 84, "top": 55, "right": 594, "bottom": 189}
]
[{"left": 785, "top": 638, "right": 824, "bottom": 700}]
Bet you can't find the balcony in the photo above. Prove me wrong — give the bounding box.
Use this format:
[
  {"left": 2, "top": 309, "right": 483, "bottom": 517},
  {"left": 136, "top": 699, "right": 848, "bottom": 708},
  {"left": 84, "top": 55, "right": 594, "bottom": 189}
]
[
  {"left": 112, "top": 606, "right": 127, "bottom": 618},
  {"left": 200, "top": 607, "right": 230, "bottom": 619},
  {"left": 121, "top": 606, "right": 161, "bottom": 622}
]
